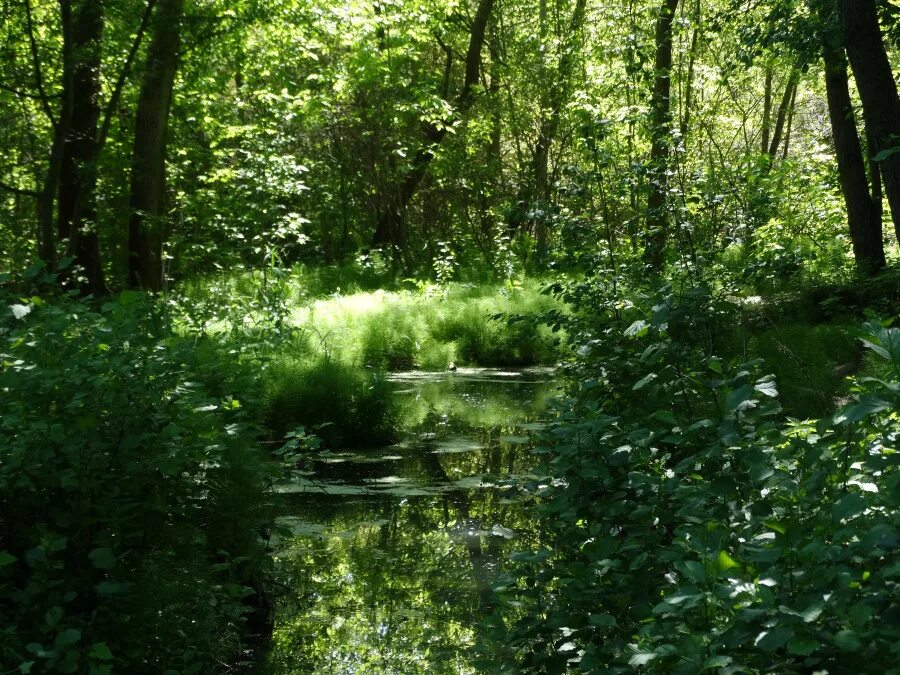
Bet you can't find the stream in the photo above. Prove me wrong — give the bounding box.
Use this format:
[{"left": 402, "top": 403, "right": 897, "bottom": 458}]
[{"left": 265, "top": 367, "right": 559, "bottom": 673}]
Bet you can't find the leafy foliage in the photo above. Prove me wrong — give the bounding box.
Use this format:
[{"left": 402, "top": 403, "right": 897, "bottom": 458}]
[
  {"left": 0, "top": 291, "right": 274, "bottom": 672},
  {"left": 493, "top": 282, "right": 899, "bottom": 673}
]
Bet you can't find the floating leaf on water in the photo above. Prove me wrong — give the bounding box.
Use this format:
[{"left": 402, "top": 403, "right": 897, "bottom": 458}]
[
  {"left": 490, "top": 524, "right": 516, "bottom": 539},
  {"left": 432, "top": 438, "right": 483, "bottom": 454}
]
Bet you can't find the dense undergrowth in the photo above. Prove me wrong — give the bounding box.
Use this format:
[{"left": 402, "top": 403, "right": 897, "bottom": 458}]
[
  {"left": 0, "top": 289, "right": 275, "bottom": 673},
  {"left": 490, "top": 275, "right": 900, "bottom": 673}
]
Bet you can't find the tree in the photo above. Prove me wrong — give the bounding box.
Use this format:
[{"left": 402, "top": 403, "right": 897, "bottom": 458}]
[
  {"left": 58, "top": 0, "right": 106, "bottom": 294},
  {"left": 841, "top": 0, "right": 900, "bottom": 243},
  {"left": 818, "top": 0, "right": 885, "bottom": 272},
  {"left": 371, "top": 0, "right": 495, "bottom": 254},
  {"left": 644, "top": 0, "right": 679, "bottom": 271},
  {"left": 127, "top": 0, "right": 185, "bottom": 290}
]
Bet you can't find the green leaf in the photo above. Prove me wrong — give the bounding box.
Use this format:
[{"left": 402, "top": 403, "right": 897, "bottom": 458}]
[
  {"left": 88, "top": 547, "right": 116, "bottom": 570},
  {"left": 787, "top": 634, "right": 818, "bottom": 656},
  {"left": 754, "top": 376, "right": 778, "bottom": 398},
  {"left": 589, "top": 613, "right": 616, "bottom": 628},
  {"left": 0, "top": 551, "right": 17, "bottom": 567},
  {"left": 89, "top": 643, "right": 113, "bottom": 661},
  {"left": 95, "top": 581, "right": 126, "bottom": 595},
  {"left": 678, "top": 560, "right": 707, "bottom": 583},
  {"left": 45, "top": 607, "right": 63, "bottom": 628},
  {"left": 756, "top": 627, "right": 793, "bottom": 652},
  {"left": 832, "top": 493, "right": 867, "bottom": 522},
  {"left": 54, "top": 629, "right": 81, "bottom": 647},
  {"left": 834, "top": 629, "right": 862, "bottom": 652},
  {"left": 624, "top": 320, "right": 649, "bottom": 338},
  {"left": 626, "top": 645, "right": 658, "bottom": 666},
  {"left": 702, "top": 655, "right": 733, "bottom": 670},
  {"left": 873, "top": 145, "right": 900, "bottom": 162},
  {"left": 715, "top": 550, "right": 739, "bottom": 573},
  {"left": 835, "top": 394, "right": 891, "bottom": 423},
  {"left": 726, "top": 384, "right": 754, "bottom": 411},
  {"left": 632, "top": 373, "right": 657, "bottom": 390}
]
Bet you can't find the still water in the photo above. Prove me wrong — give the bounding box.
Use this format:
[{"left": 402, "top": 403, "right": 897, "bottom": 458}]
[{"left": 266, "top": 368, "right": 559, "bottom": 673}]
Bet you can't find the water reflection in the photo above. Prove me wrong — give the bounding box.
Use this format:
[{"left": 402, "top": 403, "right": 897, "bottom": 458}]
[{"left": 266, "top": 368, "right": 557, "bottom": 674}]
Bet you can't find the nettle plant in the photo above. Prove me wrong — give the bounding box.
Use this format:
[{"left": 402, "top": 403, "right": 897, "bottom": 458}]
[{"left": 494, "top": 285, "right": 899, "bottom": 673}]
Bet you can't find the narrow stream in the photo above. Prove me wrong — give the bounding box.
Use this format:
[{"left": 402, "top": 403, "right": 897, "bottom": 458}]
[{"left": 265, "top": 368, "right": 559, "bottom": 673}]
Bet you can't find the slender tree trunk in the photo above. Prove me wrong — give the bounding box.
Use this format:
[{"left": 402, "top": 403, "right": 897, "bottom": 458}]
[
  {"left": 761, "top": 67, "right": 773, "bottom": 155},
  {"left": 680, "top": 0, "right": 701, "bottom": 145},
  {"left": 841, "top": 0, "right": 900, "bottom": 243},
  {"left": 35, "top": 0, "right": 75, "bottom": 268},
  {"left": 644, "top": 0, "right": 679, "bottom": 271},
  {"left": 532, "top": 0, "right": 587, "bottom": 259},
  {"left": 819, "top": 0, "right": 885, "bottom": 272},
  {"left": 127, "top": 0, "right": 184, "bottom": 290},
  {"left": 58, "top": 0, "right": 105, "bottom": 294},
  {"left": 767, "top": 68, "right": 799, "bottom": 160}
]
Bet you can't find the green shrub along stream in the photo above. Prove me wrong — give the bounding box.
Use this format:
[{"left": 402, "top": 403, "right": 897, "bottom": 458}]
[{"left": 489, "top": 279, "right": 900, "bottom": 673}]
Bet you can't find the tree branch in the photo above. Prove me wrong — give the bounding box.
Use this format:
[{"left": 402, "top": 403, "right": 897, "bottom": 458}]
[{"left": 0, "top": 178, "right": 41, "bottom": 198}]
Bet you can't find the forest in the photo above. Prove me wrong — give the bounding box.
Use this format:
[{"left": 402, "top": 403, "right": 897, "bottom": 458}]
[{"left": 0, "top": 0, "right": 898, "bottom": 672}]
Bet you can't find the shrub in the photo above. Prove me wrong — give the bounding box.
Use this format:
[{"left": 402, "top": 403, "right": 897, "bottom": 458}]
[
  {"left": 492, "top": 283, "right": 900, "bottom": 673},
  {"left": 262, "top": 356, "right": 399, "bottom": 448},
  {"left": 0, "top": 292, "right": 273, "bottom": 673}
]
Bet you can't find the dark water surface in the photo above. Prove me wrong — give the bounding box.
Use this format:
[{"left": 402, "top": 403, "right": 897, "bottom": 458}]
[{"left": 265, "top": 368, "right": 559, "bottom": 674}]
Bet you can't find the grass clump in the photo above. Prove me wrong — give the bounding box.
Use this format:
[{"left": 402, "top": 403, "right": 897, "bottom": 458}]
[
  {"left": 295, "top": 280, "right": 566, "bottom": 370},
  {"left": 263, "top": 356, "right": 399, "bottom": 448}
]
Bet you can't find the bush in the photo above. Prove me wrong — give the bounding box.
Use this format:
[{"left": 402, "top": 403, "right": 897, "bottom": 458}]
[
  {"left": 493, "top": 283, "right": 900, "bottom": 673},
  {"left": 0, "top": 292, "right": 273, "bottom": 673}
]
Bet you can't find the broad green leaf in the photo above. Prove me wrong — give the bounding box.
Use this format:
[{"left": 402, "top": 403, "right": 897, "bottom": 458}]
[
  {"left": 834, "top": 629, "right": 862, "bottom": 652},
  {"left": 726, "top": 384, "right": 754, "bottom": 411},
  {"left": 702, "top": 655, "right": 733, "bottom": 669},
  {"left": 88, "top": 548, "right": 116, "bottom": 570},
  {"left": 832, "top": 493, "right": 867, "bottom": 522},
  {"left": 787, "top": 634, "right": 818, "bottom": 656},
  {"left": 89, "top": 643, "right": 113, "bottom": 661},
  {"left": 54, "top": 629, "right": 81, "bottom": 647},
  {"left": 589, "top": 613, "right": 616, "bottom": 628},
  {"left": 756, "top": 628, "right": 793, "bottom": 652}
]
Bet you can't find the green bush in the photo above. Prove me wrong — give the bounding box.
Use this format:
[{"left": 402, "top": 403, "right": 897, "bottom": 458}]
[
  {"left": 493, "top": 283, "right": 900, "bottom": 673},
  {"left": 0, "top": 293, "right": 273, "bottom": 673}
]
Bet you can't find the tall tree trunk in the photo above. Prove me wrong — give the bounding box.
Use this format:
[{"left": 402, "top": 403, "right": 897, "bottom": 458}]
[
  {"left": 371, "top": 0, "right": 495, "bottom": 250},
  {"left": 819, "top": 0, "right": 885, "bottom": 272},
  {"left": 767, "top": 68, "right": 800, "bottom": 160},
  {"left": 58, "top": 0, "right": 105, "bottom": 295},
  {"left": 644, "top": 0, "right": 679, "bottom": 271},
  {"left": 841, "top": 0, "right": 900, "bottom": 244},
  {"left": 127, "top": 0, "right": 184, "bottom": 290}
]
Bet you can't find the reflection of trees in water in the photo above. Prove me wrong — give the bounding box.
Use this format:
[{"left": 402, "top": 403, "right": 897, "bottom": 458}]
[{"left": 266, "top": 373, "right": 555, "bottom": 673}]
